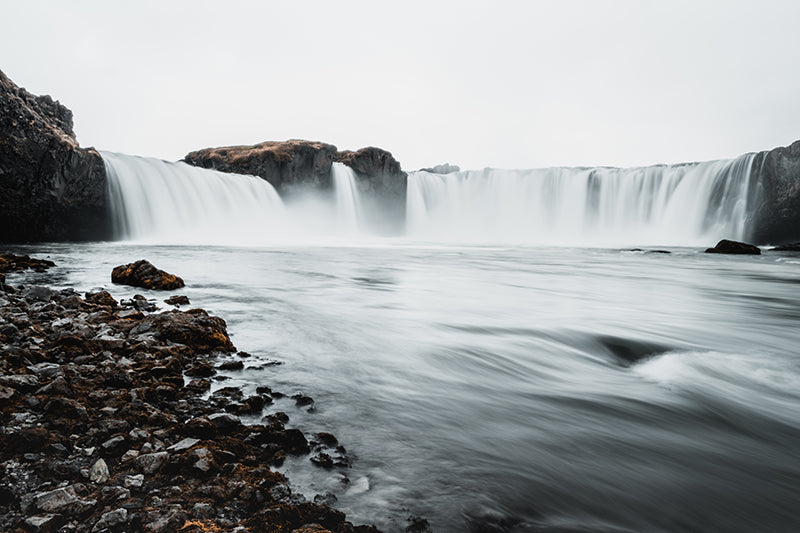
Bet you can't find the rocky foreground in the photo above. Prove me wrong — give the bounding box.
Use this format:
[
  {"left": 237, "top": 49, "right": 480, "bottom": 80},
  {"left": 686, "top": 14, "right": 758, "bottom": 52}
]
[{"left": 0, "top": 255, "right": 380, "bottom": 533}]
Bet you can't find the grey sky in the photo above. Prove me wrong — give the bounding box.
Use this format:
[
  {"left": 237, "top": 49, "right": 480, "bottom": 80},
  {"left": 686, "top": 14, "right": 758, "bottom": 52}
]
[{"left": 2, "top": 0, "right": 799, "bottom": 170}]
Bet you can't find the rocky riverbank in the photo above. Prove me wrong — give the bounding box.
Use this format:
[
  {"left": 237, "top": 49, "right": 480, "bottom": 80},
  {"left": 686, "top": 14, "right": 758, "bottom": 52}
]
[{"left": 0, "top": 254, "right": 380, "bottom": 533}]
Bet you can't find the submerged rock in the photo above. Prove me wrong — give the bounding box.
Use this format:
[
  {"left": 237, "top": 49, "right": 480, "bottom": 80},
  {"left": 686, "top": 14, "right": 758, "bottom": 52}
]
[
  {"left": 771, "top": 242, "right": 800, "bottom": 251},
  {"left": 704, "top": 239, "right": 761, "bottom": 255},
  {"left": 111, "top": 260, "right": 185, "bottom": 290}
]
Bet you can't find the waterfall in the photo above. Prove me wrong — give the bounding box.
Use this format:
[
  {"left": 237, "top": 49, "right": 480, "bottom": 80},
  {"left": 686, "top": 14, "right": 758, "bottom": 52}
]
[
  {"left": 407, "top": 153, "right": 757, "bottom": 246},
  {"left": 102, "top": 151, "right": 287, "bottom": 245},
  {"left": 331, "top": 162, "right": 362, "bottom": 233},
  {"left": 103, "top": 150, "right": 759, "bottom": 247}
]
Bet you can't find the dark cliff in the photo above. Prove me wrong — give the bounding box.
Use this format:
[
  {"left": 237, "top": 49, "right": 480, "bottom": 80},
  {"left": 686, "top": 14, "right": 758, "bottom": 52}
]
[
  {"left": 0, "top": 69, "right": 109, "bottom": 243},
  {"left": 749, "top": 140, "right": 800, "bottom": 245},
  {"left": 184, "top": 140, "right": 408, "bottom": 234},
  {"left": 184, "top": 140, "right": 338, "bottom": 193}
]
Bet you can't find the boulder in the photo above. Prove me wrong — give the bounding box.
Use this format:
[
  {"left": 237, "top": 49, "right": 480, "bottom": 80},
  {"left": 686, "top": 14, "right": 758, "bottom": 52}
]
[
  {"left": 184, "top": 139, "right": 337, "bottom": 192},
  {"left": 0, "top": 69, "right": 110, "bottom": 242},
  {"left": 129, "top": 308, "right": 235, "bottom": 353},
  {"left": 111, "top": 260, "right": 185, "bottom": 290},
  {"left": 420, "top": 163, "right": 460, "bottom": 174},
  {"left": 771, "top": 242, "right": 800, "bottom": 251},
  {"left": 705, "top": 239, "right": 761, "bottom": 255}
]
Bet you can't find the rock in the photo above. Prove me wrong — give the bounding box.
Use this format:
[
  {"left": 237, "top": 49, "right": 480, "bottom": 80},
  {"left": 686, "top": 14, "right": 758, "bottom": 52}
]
[
  {"left": 144, "top": 506, "right": 187, "bottom": 532},
  {"left": 89, "top": 458, "right": 110, "bottom": 483},
  {"left": 771, "top": 242, "right": 800, "bottom": 251},
  {"left": 0, "top": 373, "right": 40, "bottom": 391},
  {"left": 164, "top": 295, "right": 190, "bottom": 306},
  {"left": 705, "top": 239, "right": 761, "bottom": 255},
  {"left": 292, "top": 393, "right": 314, "bottom": 407},
  {"left": 167, "top": 437, "right": 200, "bottom": 452},
  {"left": 0, "top": 253, "right": 55, "bottom": 272},
  {"left": 749, "top": 140, "right": 800, "bottom": 244},
  {"left": 23, "top": 285, "right": 55, "bottom": 302},
  {"left": 84, "top": 290, "right": 118, "bottom": 307},
  {"left": 129, "top": 308, "right": 235, "bottom": 353},
  {"left": 134, "top": 451, "right": 169, "bottom": 474},
  {"left": 0, "top": 70, "right": 110, "bottom": 243},
  {"left": 124, "top": 474, "right": 144, "bottom": 489},
  {"left": 91, "top": 508, "right": 128, "bottom": 532},
  {"left": 35, "top": 485, "right": 96, "bottom": 514},
  {"left": 420, "top": 163, "right": 460, "bottom": 174},
  {"left": 24, "top": 514, "right": 64, "bottom": 532},
  {"left": 111, "top": 260, "right": 185, "bottom": 290},
  {"left": 218, "top": 359, "right": 244, "bottom": 371},
  {"left": 208, "top": 413, "right": 242, "bottom": 433},
  {"left": 184, "top": 139, "right": 338, "bottom": 192},
  {"left": 335, "top": 146, "right": 407, "bottom": 233},
  {"left": 310, "top": 453, "right": 334, "bottom": 469},
  {"left": 292, "top": 525, "right": 334, "bottom": 533}
]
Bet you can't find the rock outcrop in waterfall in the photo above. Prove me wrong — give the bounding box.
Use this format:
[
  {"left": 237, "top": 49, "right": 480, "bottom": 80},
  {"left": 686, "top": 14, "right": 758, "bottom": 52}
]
[
  {"left": 749, "top": 140, "right": 800, "bottom": 245},
  {"left": 0, "top": 69, "right": 109, "bottom": 242}
]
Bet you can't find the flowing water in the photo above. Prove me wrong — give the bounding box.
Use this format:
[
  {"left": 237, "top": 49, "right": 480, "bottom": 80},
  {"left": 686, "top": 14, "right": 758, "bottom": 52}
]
[{"left": 6, "top": 152, "right": 799, "bottom": 532}]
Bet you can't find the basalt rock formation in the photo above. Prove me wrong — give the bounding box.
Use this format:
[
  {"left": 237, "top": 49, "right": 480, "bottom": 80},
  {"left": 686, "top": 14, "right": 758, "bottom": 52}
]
[
  {"left": 183, "top": 140, "right": 408, "bottom": 231},
  {"left": 749, "top": 140, "right": 800, "bottom": 245},
  {"left": 0, "top": 69, "right": 109, "bottom": 243},
  {"left": 335, "top": 147, "right": 408, "bottom": 233},
  {"left": 705, "top": 239, "right": 761, "bottom": 255},
  {"left": 183, "top": 140, "right": 338, "bottom": 193}
]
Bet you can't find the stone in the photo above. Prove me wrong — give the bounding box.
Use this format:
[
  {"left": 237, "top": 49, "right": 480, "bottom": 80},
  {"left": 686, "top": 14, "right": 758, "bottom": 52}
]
[
  {"left": 24, "top": 514, "right": 64, "bottom": 532},
  {"left": 35, "top": 485, "right": 96, "bottom": 514},
  {"left": 0, "top": 373, "right": 40, "bottom": 391},
  {"left": 0, "top": 70, "right": 109, "bottom": 242},
  {"left": 89, "top": 458, "right": 110, "bottom": 484},
  {"left": 167, "top": 437, "right": 200, "bottom": 452},
  {"left": 124, "top": 474, "right": 144, "bottom": 489},
  {"left": 111, "top": 260, "right": 185, "bottom": 290},
  {"left": 129, "top": 309, "right": 235, "bottom": 353},
  {"left": 91, "top": 508, "right": 128, "bottom": 532},
  {"left": 84, "top": 290, "right": 118, "bottom": 307},
  {"left": 134, "top": 451, "right": 169, "bottom": 474},
  {"left": 165, "top": 295, "right": 190, "bottom": 306},
  {"left": 218, "top": 359, "right": 244, "bottom": 371},
  {"left": 704, "top": 239, "right": 761, "bottom": 255},
  {"left": 208, "top": 413, "right": 242, "bottom": 433}
]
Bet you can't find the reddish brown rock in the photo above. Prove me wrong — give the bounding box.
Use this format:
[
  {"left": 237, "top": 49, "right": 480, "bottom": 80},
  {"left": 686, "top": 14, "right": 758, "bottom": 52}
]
[
  {"left": 130, "top": 308, "right": 235, "bottom": 353},
  {"left": 111, "top": 260, "right": 185, "bottom": 290}
]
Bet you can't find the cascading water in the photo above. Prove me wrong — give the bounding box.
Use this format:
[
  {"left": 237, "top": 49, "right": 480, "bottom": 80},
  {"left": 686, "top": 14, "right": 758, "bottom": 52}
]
[
  {"left": 103, "top": 150, "right": 758, "bottom": 247},
  {"left": 331, "top": 162, "right": 362, "bottom": 234},
  {"left": 407, "top": 153, "right": 757, "bottom": 246},
  {"left": 103, "top": 151, "right": 287, "bottom": 245}
]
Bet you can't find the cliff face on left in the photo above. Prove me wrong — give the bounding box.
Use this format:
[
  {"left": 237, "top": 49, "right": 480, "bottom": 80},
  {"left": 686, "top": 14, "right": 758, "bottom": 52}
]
[{"left": 0, "top": 70, "right": 109, "bottom": 243}]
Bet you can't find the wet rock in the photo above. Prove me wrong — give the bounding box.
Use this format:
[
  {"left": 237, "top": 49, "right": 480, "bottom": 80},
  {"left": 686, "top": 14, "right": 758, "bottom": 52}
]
[
  {"left": 310, "top": 453, "right": 334, "bottom": 469},
  {"left": 182, "top": 416, "right": 218, "bottom": 439},
  {"left": 405, "top": 516, "right": 432, "bottom": 533},
  {"left": 23, "top": 285, "right": 55, "bottom": 302},
  {"left": 84, "top": 290, "right": 118, "bottom": 307},
  {"left": 89, "top": 458, "right": 110, "bottom": 484},
  {"left": 100, "top": 485, "right": 130, "bottom": 502},
  {"left": 771, "top": 242, "right": 800, "bottom": 251},
  {"left": 292, "top": 525, "right": 334, "bottom": 533},
  {"left": 91, "top": 508, "right": 127, "bottom": 532},
  {"left": 164, "top": 295, "right": 190, "bottom": 306},
  {"left": 313, "top": 492, "right": 338, "bottom": 506},
  {"left": 36, "top": 376, "right": 74, "bottom": 397},
  {"left": 129, "top": 309, "right": 235, "bottom": 353},
  {"left": 293, "top": 393, "right": 314, "bottom": 407},
  {"left": 111, "top": 260, "right": 185, "bottom": 290},
  {"left": 121, "top": 294, "right": 158, "bottom": 312},
  {"left": 705, "top": 239, "right": 761, "bottom": 255},
  {"left": 218, "top": 359, "right": 244, "bottom": 371},
  {"left": 208, "top": 413, "right": 242, "bottom": 434},
  {"left": 0, "top": 253, "right": 56, "bottom": 272}
]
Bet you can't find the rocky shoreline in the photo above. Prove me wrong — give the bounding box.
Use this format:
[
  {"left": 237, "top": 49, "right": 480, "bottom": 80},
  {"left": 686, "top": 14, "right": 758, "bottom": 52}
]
[{"left": 0, "top": 254, "right": 381, "bottom": 533}]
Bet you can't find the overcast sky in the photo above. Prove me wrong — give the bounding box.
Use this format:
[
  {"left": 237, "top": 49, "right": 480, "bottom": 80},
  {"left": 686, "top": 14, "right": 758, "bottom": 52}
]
[{"left": 2, "top": 0, "right": 799, "bottom": 170}]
